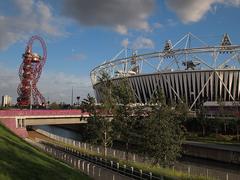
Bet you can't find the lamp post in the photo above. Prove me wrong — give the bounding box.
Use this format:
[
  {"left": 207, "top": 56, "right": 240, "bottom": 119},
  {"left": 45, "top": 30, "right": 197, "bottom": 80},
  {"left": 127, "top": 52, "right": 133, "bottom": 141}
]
[{"left": 77, "top": 96, "right": 80, "bottom": 106}]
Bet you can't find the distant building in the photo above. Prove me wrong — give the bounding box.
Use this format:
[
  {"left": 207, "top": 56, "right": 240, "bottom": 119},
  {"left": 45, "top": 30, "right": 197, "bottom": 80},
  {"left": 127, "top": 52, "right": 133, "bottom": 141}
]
[
  {"left": 203, "top": 101, "right": 240, "bottom": 119},
  {"left": 2, "top": 95, "right": 12, "bottom": 107}
]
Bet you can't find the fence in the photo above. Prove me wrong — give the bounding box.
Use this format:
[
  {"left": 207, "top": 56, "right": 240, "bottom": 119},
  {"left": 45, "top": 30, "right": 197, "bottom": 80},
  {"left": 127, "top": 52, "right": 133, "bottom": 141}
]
[
  {"left": 28, "top": 138, "right": 164, "bottom": 180},
  {"left": 33, "top": 128, "right": 240, "bottom": 180},
  {"left": 26, "top": 138, "right": 132, "bottom": 180},
  {"left": 33, "top": 128, "right": 142, "bottom": 162}
]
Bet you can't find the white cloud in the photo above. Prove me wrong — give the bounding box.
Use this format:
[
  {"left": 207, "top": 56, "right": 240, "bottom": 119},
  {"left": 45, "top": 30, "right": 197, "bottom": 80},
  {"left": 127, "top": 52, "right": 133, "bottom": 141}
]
[
  {"left": 114, "top": 25, "right": 128, "bottom": 35},
  {"left": 0, "top": 64, "right": 93, "bottom": 104},
  {"left": 39, "top": 72, "right": 93, "bottom": 103},
  {"left": 62, "top": 0, "right": 154, "bottom": 33},
  {"left": 0, "top": 0, "right": 64, "bottom": 50},
  {"left": 153, "top": 22, "right": 163, "bottom": 29},
  {"left": 132, "top": 37, "right": 154, "bottom": 50},
  {"left": 0, "top": 64, "right": 19, "bottom": 101},
  {"left": 225, "top": 0, "right": 240, "bottom": 6},
  {"left": 67, "top": 53, "right": 86, "bottom": 61},
  {"left": 166, "top": 0, "right": 240, "bottom": 23},
  {"left": 121, "top": 39, "right": 129, "bottom": 48}
]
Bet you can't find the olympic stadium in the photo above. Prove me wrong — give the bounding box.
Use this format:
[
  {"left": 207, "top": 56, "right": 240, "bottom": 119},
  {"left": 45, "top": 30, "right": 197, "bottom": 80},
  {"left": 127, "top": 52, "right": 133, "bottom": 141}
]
[{"left": 90, "top": 33, "right": 240, "bottom": 112}]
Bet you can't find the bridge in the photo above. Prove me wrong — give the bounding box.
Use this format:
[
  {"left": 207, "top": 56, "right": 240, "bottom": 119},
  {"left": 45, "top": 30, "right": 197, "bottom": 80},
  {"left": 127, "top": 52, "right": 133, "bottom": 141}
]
[{"left": 0, "top": 109, "right": 89, "bottom": 138}]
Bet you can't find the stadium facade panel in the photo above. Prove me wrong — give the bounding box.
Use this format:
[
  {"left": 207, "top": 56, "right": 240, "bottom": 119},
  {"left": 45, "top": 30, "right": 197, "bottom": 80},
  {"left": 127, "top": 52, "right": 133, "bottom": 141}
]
[{"left": 93, "top": 69, "right": 240, "bottom": 110}]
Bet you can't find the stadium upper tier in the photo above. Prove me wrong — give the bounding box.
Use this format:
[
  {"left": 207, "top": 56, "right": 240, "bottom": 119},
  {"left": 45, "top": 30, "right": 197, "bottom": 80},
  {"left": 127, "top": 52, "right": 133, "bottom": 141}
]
[{"left": 90, "top": 33, "right": 240, "bottom": 110}]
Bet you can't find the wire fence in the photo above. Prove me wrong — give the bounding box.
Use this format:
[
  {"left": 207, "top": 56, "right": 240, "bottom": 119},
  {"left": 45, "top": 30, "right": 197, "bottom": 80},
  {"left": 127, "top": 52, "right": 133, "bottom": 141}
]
[
  {"left": 33, "top": 128, "right": 240, "bottom": 180},
  {"left": 27, "top": 138, "right": 163, "bottom": 180},
  {"left": 26, "top": 138, "right": 132, "bottom": 180}
]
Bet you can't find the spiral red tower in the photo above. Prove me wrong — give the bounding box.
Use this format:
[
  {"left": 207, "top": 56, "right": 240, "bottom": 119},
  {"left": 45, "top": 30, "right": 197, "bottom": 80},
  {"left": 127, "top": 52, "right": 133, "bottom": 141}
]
[{"left": 17, "top": 35, "right": 47, "bottom": 106}]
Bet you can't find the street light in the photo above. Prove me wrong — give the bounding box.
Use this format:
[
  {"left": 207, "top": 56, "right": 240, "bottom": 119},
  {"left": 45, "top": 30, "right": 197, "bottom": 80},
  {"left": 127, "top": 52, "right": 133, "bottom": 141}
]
[{"left": 76, "top": 96, "right": 80, "bottom": 106}]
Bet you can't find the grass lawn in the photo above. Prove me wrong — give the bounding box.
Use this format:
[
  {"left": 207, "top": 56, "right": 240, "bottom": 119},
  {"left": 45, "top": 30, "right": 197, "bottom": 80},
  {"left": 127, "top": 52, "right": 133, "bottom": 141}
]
[
  {"left": 186, "top": 134, "right": 240, "bottom": 146},
  {"left": 0, "top": 124, "right": 91, "bottom": 180}
]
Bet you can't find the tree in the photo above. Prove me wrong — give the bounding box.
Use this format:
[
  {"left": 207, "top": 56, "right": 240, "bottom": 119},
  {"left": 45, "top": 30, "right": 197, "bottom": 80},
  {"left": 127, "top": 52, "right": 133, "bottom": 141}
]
[
  {"left": 131, "top": 105, "right": 151, "bottom": 160},
  {"left": 80, "top": 94, "right": 101, "bottom": 144},
  {"left": 217, "top": 99, "right": 228, "bottom": 134},
  {"left": 49, "top": 102, "right": 60, "bottom": 109},
  {"left": 98, "top": 72, "right": 116, "bottom": 156},
  {"left": 143, "top": 90, "right": 185, "bottom": 166},
  {"left": 233, "top": 102, "right": 240, "bottom": 141},
  {"left": 98, "top": 72, "right": 116, "bottom": 114},
  {"left": 197, "top": 105, "right": 208, "bottom": 136},
  {"left": 236, "top": 119, "right": 240, "bottom": 141},
  {"left": 80, "top": 94, "right": 113, "bottom": 156},
  {"left": 81, "top": 94, "right": 97, "bottom": 115},
  {"left": 111, "top": 78, "right": 136, "bottom": 161},
  {"left": 175, "top": 101, "right": 188, "bottom": 123}
]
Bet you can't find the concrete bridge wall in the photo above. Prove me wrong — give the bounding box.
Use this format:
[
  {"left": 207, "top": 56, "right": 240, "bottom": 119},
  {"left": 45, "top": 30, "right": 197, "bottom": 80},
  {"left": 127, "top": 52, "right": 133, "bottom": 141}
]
[{"left": 0, "top": 109, "right": 89, "bottom": 138}]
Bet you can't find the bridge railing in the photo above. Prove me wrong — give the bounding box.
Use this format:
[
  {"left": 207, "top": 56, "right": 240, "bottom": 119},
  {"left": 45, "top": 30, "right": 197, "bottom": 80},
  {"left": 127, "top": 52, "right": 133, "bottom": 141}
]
[{"left": 0, "top": 109, "right": 88, "bottom": 117}]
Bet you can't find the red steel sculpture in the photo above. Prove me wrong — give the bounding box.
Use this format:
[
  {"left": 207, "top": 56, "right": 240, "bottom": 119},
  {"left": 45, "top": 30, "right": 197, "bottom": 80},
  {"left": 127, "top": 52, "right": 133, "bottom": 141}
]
[{"left": 17, "top": 35, "right": 47, "bottom": 106}]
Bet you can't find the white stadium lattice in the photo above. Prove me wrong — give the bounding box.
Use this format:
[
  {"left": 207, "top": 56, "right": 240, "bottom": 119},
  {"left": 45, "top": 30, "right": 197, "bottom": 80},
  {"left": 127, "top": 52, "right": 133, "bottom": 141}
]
[{"left": 91, "top": 33, "right": 240, "bottom": 111}]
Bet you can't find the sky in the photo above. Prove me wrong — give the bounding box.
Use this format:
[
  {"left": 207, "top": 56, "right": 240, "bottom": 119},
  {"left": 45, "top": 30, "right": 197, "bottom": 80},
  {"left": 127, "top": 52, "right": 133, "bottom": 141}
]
[{"left": 0, "top": 0, "right": 240, "bottom": 104}]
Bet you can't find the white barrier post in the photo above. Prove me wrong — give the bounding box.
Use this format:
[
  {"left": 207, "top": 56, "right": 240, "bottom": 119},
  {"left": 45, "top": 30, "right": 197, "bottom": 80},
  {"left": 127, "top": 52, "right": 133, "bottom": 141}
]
[
  {"left": 149, "top": 172, "right": 152, "bottom": 180},
  {"left": 133, "top": 154, "right": 136, "bottom": 162},
  {"left": 87, "top": 163, "right": 90, "bottom": 174},
  {"left": 188, "top": 166, "right": 191, "bottom": 176},
  {"left": 82, "top": 161, "right": 85, "bottom": 171},
  {"left": 92, "top": 166, "right": 95, "bottom": 176},
  {"left": 98, "top": 168, "right": 101, "bottom": 177},
  {"left": 131, "top": 167, "right": 134, "bottom": 174},
  {"left": 78, "top": 160, "right": 81, "bottom": 169}
]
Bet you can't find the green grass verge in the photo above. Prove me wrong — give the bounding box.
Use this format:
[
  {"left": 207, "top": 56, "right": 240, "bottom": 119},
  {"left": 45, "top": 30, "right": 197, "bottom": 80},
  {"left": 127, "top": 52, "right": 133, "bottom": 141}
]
[
  {"left": 0, "top": 124, "right": 91, "bottom": 180},
  {"left": 50, "top": 140, "right": 214, "bottom": 180},
  {"left": 186, "top": 134, "right": 240, "bottom": 146}
]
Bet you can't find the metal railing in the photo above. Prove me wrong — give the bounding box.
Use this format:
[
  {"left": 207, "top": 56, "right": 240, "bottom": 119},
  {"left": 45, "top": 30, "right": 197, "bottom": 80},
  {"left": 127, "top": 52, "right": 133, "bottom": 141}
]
[
  {"left": 37, "top": 139, "right": 164, "bottom": 180},
  {"left": 0, "top": 109, "right": 88, "bottom": 117},
  {"left": 26, "top": 138, "right": 131, "bottom": 180},
  {"left": 33, "top": 128, "right": 240, "bottom": 180}
]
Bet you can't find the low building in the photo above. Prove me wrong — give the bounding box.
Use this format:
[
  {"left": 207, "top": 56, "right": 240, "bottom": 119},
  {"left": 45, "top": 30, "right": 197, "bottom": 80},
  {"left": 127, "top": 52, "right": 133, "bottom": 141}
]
[
  {"left": 2, "top": 95, "right": 12, "bottom": 107},
  {"left": 203, "top": 101, "right": 240, "bottom": 119}
]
